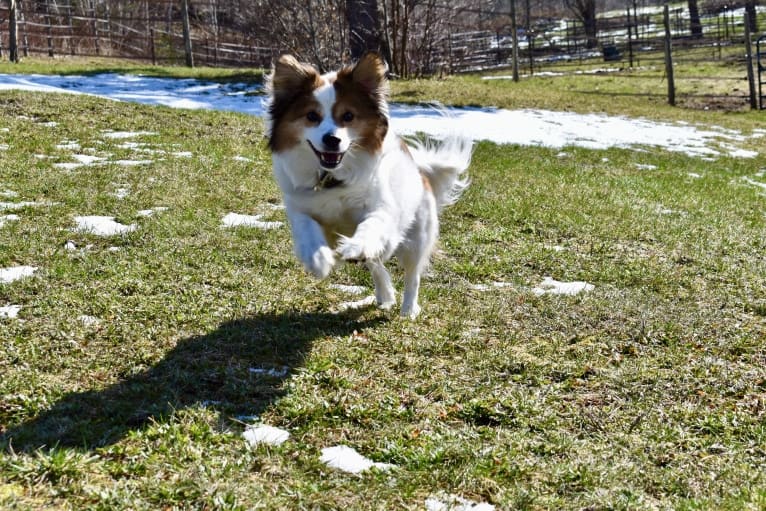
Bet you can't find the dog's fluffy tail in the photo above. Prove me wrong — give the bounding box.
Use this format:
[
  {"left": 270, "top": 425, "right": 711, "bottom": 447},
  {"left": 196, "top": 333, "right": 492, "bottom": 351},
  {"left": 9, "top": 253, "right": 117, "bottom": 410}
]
[{"left": 409, "top": 135, "right": 473, "bottom": 212}]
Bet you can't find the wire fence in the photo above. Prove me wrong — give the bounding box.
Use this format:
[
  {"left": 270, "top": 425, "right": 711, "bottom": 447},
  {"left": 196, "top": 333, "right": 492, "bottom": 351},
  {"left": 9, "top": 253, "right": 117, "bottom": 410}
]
[{"left": 0, "top": 1, "right": 764, "bottom": 109}]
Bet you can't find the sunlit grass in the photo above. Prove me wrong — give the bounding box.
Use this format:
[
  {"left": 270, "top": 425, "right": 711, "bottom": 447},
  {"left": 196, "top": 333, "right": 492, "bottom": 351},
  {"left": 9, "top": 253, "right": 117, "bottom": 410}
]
[{"left": 0, "top": 62, "right": 765, "bottom": 509}]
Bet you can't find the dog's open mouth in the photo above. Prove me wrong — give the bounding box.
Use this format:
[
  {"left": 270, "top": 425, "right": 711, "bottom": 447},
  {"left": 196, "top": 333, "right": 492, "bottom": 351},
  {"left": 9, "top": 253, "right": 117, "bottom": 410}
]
[{"left": 308, "top": 141, "right": 345, "bottom": 169}]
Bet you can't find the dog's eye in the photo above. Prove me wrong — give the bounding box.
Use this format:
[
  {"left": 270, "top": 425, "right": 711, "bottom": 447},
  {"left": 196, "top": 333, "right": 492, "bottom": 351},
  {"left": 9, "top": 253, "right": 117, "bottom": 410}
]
[
  {"left": 341, "top": 111, "right": 354, "bottom": 123},
  {"left": 306, "top": 111, "right": 321, "bottom": 123}
]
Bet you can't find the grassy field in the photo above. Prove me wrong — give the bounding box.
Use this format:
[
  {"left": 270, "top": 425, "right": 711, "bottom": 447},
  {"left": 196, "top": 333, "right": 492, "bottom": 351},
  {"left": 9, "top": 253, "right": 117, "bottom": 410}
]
[{"left": 1, "top": 58, "right": 766, "bottom": 510}]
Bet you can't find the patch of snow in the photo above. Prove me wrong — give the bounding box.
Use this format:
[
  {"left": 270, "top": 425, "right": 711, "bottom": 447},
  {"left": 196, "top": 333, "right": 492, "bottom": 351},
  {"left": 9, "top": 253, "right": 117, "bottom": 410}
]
[
  {"left": 743, "top": 177, "right": 766, "bottom": 191},
  {"left": 0, "top": 214, "right": 19, "bottom": 228},
  {"left": 425, "top": 494, "right": 496, "bottom": 511},
  {"left": 688, "top": 172, "right": 702, "bottom": 178},
  {"left": 0, "top": 265, "right": 37, "bottom": 284},
  {"left": 0, "top": 73, "right": 760, "bottom": 159},
  {"left": 634, "top": 163, "right": 657, "bottom": 170},
  {"left": 222, "top": 212, "right": 283, "bottom": 230},
  {"left": 233, "top": 155, "right": 253, "bottom": 162},
  {"left": 137, "top": 206, "right": 169, "bottom": 217},
  {"left": 56, "top": 140, "right": 81, "bottom": 150},
  {"left": 0, "top": 143, "right": 9, "bottom": 151},
  {"left": 0, "top": 201, "right": 51, "bottom": 211},
  {"left": 242, "top": 425, "right": 290, "bottom": 447},
  {"left": 319, "top": 445, "right": 395, "bottom": 474},
  {"left": 0, "top": 189, "right": 18, "bottom": 198},
  {"left": 471, "top": 281, "right": 514, "bottom": 291},
  {"left": 337, "top": 295, "right": 377, "bottom": 311},
  {"left": 329, "top": 284, "right": 368, "bottom": 295},
  {"left": 249, "top": 366, "right": 289, "bottom": 377},
  {"left": 73, "top": 216, "right": 137, "bottom": 236},
  {"left": 112, "top": 159, "right": 154, "bottom": 166},
  {"left": 113, "top": 187, "right": 130, "bottom": 200},
  {"left": 64, "top": 240, "right": 78, "bottom": 251},
  {"left": 78, "top": 315, "right": 101, "bottom": 327},
  {"left": 0, "top": 305, "right": 22, "bottom": 318},
  {"left": 532, "top": 276, "right": 594, "bottom": 296},
  {"left": 172, "top": 151, "right": 192, "bottom": 158},
  {"left": 102, "top": 130, "right": 157, "bottom": 139},
  {"left": 38, "top": 121, "right": 58, "bottom": 127}
]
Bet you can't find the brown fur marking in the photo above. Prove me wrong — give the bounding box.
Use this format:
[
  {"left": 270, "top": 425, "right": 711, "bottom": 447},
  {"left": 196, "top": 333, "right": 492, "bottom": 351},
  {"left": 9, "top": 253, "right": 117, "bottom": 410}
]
[{"left": 269, "top": 55, "right": 324, "bottom": 152}]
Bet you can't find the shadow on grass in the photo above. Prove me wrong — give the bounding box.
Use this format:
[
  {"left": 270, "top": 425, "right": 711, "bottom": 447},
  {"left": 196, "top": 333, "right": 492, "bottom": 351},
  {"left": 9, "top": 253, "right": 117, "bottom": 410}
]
[{"left": 1, "top": 309, "right": 380, "bottom": 452}]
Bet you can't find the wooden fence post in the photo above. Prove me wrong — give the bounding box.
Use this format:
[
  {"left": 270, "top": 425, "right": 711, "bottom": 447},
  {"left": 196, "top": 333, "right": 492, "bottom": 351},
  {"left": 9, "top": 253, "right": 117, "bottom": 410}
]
[
  {"left": 744, "top": 11, "right": 757, "bottom": 110},
  {"left": 181, "top": 0, "right": 194, "bottom": 67},
  {"left": 9, "top": 0, "right": 19, "bottom": 62},
  {"left": 45, "top": 0, "right": 54, "bottom": 57},
  {"left": 509, "top": 0, "right": 519, "bottom": 82},
  {"left": 663, "top": 5, "right": 675, "bottom": 106}
]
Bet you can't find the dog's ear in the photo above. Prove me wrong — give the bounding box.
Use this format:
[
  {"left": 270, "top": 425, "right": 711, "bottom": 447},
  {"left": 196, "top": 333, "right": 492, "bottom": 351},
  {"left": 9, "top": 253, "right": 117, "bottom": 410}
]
[
  {"left": 351, "top": 52, "right": 388, "bottom": 94},
  {"left": 270, "top": 55, "right": 320, "bottom": 99}
]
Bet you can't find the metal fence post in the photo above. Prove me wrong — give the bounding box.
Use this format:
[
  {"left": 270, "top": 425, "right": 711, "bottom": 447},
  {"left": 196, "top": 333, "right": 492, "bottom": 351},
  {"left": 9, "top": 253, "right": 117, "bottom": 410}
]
[
  {"left": 663, "top": 5, "right": 675, "bottom": 106},
  {"left": 744, "top": 12, "right": 757, "bottom": 109}
]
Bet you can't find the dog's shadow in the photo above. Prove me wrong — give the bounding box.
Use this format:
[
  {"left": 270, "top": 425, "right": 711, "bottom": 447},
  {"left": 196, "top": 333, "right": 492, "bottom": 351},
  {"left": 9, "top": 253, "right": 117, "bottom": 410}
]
[{"left": 2, "top": 310, "right": 379, "bottom": 452}]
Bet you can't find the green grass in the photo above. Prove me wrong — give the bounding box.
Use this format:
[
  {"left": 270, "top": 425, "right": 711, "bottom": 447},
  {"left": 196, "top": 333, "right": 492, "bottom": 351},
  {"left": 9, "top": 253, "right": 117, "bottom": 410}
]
[{"left": 1, "top": 62, "right": 766, "bottom": 510}]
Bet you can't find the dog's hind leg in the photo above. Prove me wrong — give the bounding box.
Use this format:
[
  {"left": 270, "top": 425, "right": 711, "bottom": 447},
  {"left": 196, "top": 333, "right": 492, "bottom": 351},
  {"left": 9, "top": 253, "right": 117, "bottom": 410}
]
[
  {"left": 398, "top": 201, "right": 438, "bottom": 319},
  {"left": 366, "top": 260, "right": 396, "bottom": 310}
]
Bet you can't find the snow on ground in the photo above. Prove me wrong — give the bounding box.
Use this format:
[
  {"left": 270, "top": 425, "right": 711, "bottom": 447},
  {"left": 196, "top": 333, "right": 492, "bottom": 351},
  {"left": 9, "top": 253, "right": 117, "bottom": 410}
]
[
  {"left": 73, "top": 215, "right": 137, "bottom": 236},
  {"left": 336, "top": 295, "right": 377, "bottom": 312},
  {"left": 425, "top": 494, "right": 496, "bottom": 511},
  {"left": 532, "top": 277, "right": 594, "bottom": 296},
  {"left": 0, "top": 73, "right": 760, "bottom": 159},
  {"left": 0, "top": 214, "right": 19, "bottom": 228},
  {"left": 0, "top": 265, "right": 37, "bottom": 284},
  {"left": 329, "top": 284, "right": 368, "bottom": 295},
  {"left": 221, "top": 212, "right": 284, "bottom": 230},
  {"left": 319, "top": 445, "right": 395, "bottom": 474},
  {"left": 0, "top": 305, "right": 22, "bottom": 318},
  {"left": 242, "top": 425, "right": 290, "bottom": 447}
]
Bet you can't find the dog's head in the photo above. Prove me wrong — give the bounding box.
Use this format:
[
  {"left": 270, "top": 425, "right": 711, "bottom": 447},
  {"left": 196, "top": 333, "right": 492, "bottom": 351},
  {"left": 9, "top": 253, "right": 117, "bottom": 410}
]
[{"left": 267, "top": 53, "right": 389, "bottom": 172}]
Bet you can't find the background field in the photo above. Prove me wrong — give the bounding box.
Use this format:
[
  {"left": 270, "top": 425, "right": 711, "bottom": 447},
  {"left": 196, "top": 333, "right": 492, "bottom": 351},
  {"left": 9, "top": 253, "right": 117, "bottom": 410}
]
[{"left": 1, "top": 59, "right": 765, "bottom": 510}]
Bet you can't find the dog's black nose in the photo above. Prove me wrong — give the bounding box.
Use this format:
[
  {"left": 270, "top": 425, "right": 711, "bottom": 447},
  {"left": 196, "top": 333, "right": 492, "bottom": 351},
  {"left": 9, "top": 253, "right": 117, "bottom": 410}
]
[{"left": 322, "top": 133, "right": 342, "bottom": 151}]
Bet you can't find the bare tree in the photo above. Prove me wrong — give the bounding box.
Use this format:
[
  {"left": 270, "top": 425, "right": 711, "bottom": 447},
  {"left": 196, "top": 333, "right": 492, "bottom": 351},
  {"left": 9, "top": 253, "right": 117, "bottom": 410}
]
[
  {"left": 564, "top": 0, "right": 598, "bottom": 48},
  {"left": 688, "top": 0, "right": 703, "bottom": 38},
  {"left": 346, "top": 0, "right": 381, "bottom": 59}
]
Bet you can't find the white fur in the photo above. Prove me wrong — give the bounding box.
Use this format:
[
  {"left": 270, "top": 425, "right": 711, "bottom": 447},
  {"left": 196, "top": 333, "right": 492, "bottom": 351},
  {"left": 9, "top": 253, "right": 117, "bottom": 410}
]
[{"left": 270, "top": 71, "right": 472, "bottom": 318}]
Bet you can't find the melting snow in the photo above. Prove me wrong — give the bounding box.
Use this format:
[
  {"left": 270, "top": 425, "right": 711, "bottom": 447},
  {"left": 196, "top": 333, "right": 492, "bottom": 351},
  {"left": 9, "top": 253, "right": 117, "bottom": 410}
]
[
  {"left": 222, "top": 212, "right": 283, "bottom": 229},
  {"left": 249, "top": 366, "right": 289, "bottom": 377},
  {"left": 0, "top": 214, "right": 19, "bottom": 227},
  {"left": 242, "top": 425, "right": 290, "bottom": 447},
  {"left": 319, "top": 445, "right": 395, "bottom": 474},
  {"left": 425, "top": 495, "right": 495, "bottom": 511},
  {"left": 73, "top": 216, "right": 137, "bottom": 236},
  {"left": 743, "top": 177, "right": 766, "bottom": 191},
  {"left": 337, "top": 295, "right": 377, "bottom": 311},
  {"left": 0, "top": 305, "right": 22, "bottom": 318},
  {"left": 0, "top": 265, "right": 37, "bottom": 284},
  {"left": 102, "top": 130, "right": 157, "bottom": 139},
  {"left": 137, "top": 206, "right": 169, "bottom": 217},
  {"left": 329, "top": 284, "right": 368, "bottom": 295},
  {"left": 425, "top": 494, "right": 496, "bottom": 511},
  {"left": 532, "top": 277, "right": 594, "bottom": 296},
  {"left": 0, "top": 73, "right": 760, "bottom": 159}
]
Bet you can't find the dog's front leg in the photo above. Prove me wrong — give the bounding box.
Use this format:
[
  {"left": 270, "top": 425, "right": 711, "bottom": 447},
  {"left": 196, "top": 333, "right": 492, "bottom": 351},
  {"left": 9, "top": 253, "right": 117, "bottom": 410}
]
[
  {"left": 286, "top": 208, "right": 335, "bottom": 279},
  {"left": 336, "top": 211, "right": 398, "bottom": 263}
]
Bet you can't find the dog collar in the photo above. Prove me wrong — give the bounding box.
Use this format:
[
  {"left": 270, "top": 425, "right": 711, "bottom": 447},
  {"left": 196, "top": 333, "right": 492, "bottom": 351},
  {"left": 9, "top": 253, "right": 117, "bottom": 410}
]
[{"left": 313, "top": 170, "right": 344, "bottom": 191}]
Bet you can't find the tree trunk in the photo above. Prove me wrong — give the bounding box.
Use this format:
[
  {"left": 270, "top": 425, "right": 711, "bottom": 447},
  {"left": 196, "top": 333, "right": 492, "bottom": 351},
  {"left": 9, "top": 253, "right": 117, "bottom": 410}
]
[
  {"left": 688, "top": 0, "right": 703, "bottom": 38},
  {"left": 745, "top": 0, "right": 758, "bottom": 33},
  {"left": 9, "top": 0, "right": 19, "bottom": 62},
  {"left": 346, "top": 0, "right": 380, "bottom": 59}
]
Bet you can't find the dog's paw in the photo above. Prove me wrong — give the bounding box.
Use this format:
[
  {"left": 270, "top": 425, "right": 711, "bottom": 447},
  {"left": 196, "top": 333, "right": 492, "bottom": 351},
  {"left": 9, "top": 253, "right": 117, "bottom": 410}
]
[
  {"left": 336, "top": 235, "right": 382, "bottom": 263},
  {"left": 303, "top": 246, "right": 335, "bottom": 279},
  {"left": 400, "top": 302, "right": 421, "bottom": 320}
]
